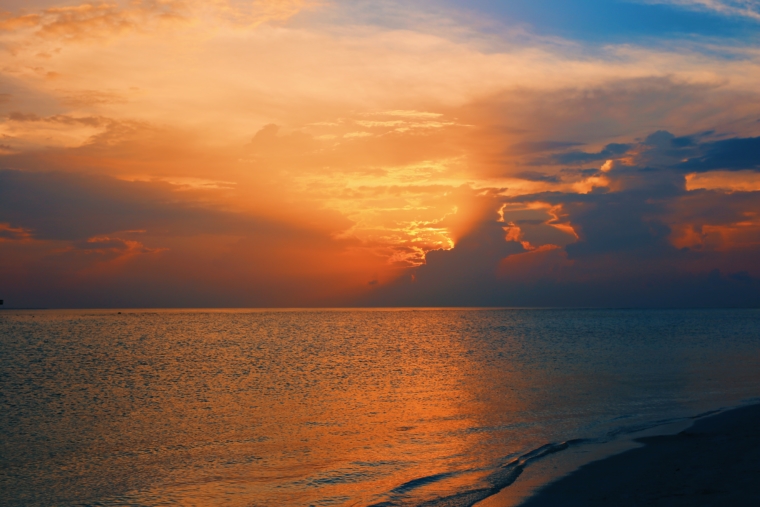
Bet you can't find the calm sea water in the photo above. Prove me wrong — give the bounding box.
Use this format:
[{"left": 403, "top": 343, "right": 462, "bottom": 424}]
[{"left": 2, "top": 309, "right": 760, "bottom": 506}]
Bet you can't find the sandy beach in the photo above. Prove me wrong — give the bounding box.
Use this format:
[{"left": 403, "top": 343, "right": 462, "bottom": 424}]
[{"left": 517, "top": 404, "right": 760, "bottom": 506}]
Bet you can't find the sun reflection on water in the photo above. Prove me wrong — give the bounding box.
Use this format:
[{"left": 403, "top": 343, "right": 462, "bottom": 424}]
[{"left": 2, "top": 309, "right": 760, "bottom": 506}]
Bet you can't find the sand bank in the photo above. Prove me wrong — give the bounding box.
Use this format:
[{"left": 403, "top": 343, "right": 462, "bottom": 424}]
[{"left": 516, "top": 403, "right": 760, "bottom": 506}]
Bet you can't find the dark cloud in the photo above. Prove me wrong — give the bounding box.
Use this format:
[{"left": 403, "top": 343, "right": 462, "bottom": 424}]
[
  {"left": 552, "top": 142, "right": 632, "bottom": 165},
  {"left": 0, "top": 169, "right": 388, "bottom": 309},
  {"left": 509, "top": 141, "right": 584, "bottom": 154},
  {"left": 630, "top": 130, "right": 760, "bottom": 173},
  {"left": 547, "top": 192, "right": 675, "bottom": 260},
  {"left": 500, "top": 269, "right": 760, "bottom": 308},
  {"left": 560, "top": 167, "right": 600, "bottom": 177},
  {"left": 72, "top": 236, "right": 155, "bottom": 254},
  {"left": 0, "top": 169, "right": 294, "bottom": 241},
  {"left": 365, "top": 129, "right": 760, "bottom": 307},
  {"left": 515, "top": 171, "right": 561, "bottom": 183},
  {"left": 421, "top": 222, "right": 525, "bottom": 280},
  {"left": 367, "top": 221, "right": 526, "bottom": 306},
  {"left": 676, "top": 136, "right": 760, "bottom": 172},
  {"left": 4, "top": 124, "right": 760, "bottom": 308}
]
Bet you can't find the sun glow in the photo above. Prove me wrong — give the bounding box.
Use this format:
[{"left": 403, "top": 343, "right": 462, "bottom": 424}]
[{"left": 2, "top": 0, "right": 760, "bottom": 307}]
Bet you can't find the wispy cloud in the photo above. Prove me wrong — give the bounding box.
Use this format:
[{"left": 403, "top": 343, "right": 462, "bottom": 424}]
[
  {"left": 646, "top": 0, "right": 760, "bottom": 20},
  {"left": 0, "top": 0, "right": 318, "bottom": 42}
]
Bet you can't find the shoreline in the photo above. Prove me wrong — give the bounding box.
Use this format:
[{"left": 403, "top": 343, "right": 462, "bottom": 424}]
[{"left": 500, "top": 403, "right": 760, "bottom": 506}]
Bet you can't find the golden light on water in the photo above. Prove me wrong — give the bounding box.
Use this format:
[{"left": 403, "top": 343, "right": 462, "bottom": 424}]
[{"left": 4, "top": 309, "right": 760, "bottom": 505}]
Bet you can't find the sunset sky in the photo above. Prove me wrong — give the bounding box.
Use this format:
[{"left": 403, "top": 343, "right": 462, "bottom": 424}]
[{"left": 1, "top": 0, "right": 759, "bottom": 307}]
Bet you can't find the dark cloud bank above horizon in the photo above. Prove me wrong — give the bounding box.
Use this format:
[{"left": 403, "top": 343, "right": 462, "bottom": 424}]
[
  {"left": 363, "top": 131, "right": 760, "bottom": 308},
  {"left": 2, "top": 130, "right": 760, "bottom": 308}
]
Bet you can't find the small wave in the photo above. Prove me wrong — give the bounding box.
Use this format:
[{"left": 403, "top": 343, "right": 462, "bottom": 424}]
[
  {"left": 391, "top": 472, "right": 461, "bottom": 495},
  {"left": 402, "top": 405, "right": 752, "bottom": 507},
  {"left": 690, "top": 409, "right": 722, "bottom": 419},
  {"left": 371, "top": 440, "right": 584, "bottom": 507}
]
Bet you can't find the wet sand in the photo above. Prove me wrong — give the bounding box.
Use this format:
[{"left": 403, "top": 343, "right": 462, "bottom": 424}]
[{"left": 518, "top": 404, "right": 760, "bottom": 506}]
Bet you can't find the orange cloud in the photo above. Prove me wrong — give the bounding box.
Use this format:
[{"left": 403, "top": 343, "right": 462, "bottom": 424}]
[
  {"left": 686, "top": 171, "right": 760, "bottom": 193},
  {"left": 0, "top": 222, "right": 33, "bottom": 241},
  {"left": 670, "top": 215, "right": 760, "bottom": 252},
  {"left": 0, "top": 2, "right": 184, "bottom": 42},
  {"left": 0, "top": 1, "right": 316, "bottom": 42}
]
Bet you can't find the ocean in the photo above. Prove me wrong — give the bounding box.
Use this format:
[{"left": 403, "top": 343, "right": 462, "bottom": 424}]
[{"left": 1, "top": 308, "right": 759, "bottom": 506}]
